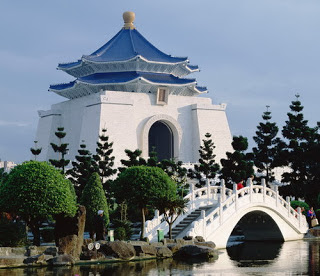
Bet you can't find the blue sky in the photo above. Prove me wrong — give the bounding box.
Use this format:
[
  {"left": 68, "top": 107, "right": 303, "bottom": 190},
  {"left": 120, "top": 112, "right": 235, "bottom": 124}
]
[{"left": 1, "top": 0, "right": 319, "bottom": 163}]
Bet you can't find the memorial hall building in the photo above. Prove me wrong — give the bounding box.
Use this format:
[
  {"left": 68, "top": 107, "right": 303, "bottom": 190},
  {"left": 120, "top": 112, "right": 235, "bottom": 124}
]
[{"left": 35, "top": 12, "right": 233, "bottom": 165}]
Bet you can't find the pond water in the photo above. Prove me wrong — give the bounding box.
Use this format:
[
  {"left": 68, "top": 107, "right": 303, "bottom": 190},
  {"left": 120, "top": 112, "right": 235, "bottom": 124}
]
[{"left": 0, "top": 239, "right": 319, "bottom": 276}]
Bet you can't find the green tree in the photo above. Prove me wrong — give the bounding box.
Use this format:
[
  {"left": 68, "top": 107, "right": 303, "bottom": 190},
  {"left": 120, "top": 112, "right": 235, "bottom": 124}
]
[
  {"left": 118, "top": 149, "right": 147, "bottom": 173},
  {"left": 0, "top": 161, "right": 77, "bottom": 245},
  {"left": 220, "top": 136, "right": 254, "bottom": 188},
  {"left": 80, "top": 172, "right": 109, "bottom": 239},
  {"left": 49, "top": 127, "right": 70, "bottom": 173},
  {"left": 0, "top": 168, "right": 8, "bottom": 185},
  {"left": 159, "top": 159, "right": 188, "bottom": 197},
  {"left": 188, "top": 133, "right": 220, "bottom": 187},
  {"left": 93, "top": 128, "right": 117, "bottom": 196},
  {"left": 252, "top": 106, "right": 281, "bottom": 184},
  {"left": 67, "top": 142, "right": 97, "bottom": 199},
  {"left": 30, "top": 141, "right": 42, "bottom": 161},
  {"left": 279, "top": 95, "right": 319, "bottom": 207},
  {"left": 155, "top": 197, "right": 188, "bottom": 239},
  {"left": 113, "top": 166, "right": 176, "bottom": 240}
]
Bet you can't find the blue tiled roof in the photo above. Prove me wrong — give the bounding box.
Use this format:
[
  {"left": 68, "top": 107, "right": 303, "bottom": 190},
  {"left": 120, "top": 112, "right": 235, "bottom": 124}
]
[
  {"left": 58, "top": 29, "right": 187, "bottom": 67},
  {"left": 50, "top": 71, "right": 196, "bottom": 91}
]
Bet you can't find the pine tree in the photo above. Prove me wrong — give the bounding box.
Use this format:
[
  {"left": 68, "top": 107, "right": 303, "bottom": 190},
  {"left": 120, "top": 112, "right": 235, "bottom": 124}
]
[
  {"left": 93, "top": 128, "right": 117, "bottom": 196},
  {"left": 188, "top": 133, "right": 220, "bottom": 187},
  {"left": 220, "top": 136, "right": 254, "bottom": 189},
  {"left": 67, "top": 142, "right": 96, "bottom": 199},
  {"left": 30, "top": 141, "right": 42, "bottom": 161},
  {"left": 119, "top": 149, "right": 146, "bottom": 173},
  {"left": 49, "top": 127, "right": 70, "bottom": 173},
  {"left": 252, "top": 106, "right": 281, "bottom": 184},
  {"left": 279, "top": 94, "right": 318, "bottom": 206}
]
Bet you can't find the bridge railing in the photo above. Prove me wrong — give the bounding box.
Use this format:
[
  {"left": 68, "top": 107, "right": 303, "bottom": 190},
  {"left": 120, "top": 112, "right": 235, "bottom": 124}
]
[
  {"left": 145, "top": 179, "right": 232, "bottom": 241},
  {"left": 187, "top": 179, "right": 308, "bottom": 238}
]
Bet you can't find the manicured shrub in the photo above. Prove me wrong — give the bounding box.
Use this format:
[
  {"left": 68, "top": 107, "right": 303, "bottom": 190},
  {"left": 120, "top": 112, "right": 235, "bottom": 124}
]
[
  {"left": 0, "top": 161, "right": 77, "bottom": 245},
  {"left": 113, "top": 219, "right": 132, "bottom": 240},
  {"left": 290, "top": 200, "right": 309, "bottom": 215},
  {"left": 80, "top": 173, "right": 109, "bottom": 237}
]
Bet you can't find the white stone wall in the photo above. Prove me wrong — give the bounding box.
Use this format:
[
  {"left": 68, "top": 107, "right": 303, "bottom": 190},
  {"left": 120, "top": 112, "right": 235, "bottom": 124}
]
[{"left": 35, "top": 90, "right": 233, "bottom": 167}]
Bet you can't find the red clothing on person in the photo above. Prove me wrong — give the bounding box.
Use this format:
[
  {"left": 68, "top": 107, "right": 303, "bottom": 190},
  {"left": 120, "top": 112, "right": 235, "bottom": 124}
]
[{"left": 237, "top": 182, "right": 244, "bottom": 190}]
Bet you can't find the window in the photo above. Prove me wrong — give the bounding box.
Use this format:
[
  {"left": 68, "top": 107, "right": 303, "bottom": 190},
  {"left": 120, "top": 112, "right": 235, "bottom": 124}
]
[{"left": 156, "top": 88, "right": 168, "bottom": 105}]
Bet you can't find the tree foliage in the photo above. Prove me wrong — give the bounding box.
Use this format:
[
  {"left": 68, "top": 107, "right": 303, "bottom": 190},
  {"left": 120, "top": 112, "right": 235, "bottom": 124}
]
[
  {"left": 113, "top": 166, "right": 177, "bottom": 239},
  {"left": 30, "top": 140, "right": 42, "bottom": 161},
  {"left": 49, "top": 127, "right": 70, "bottom": 173},
  {"left": 188, "top": 133, "right": 220, "bottom": 187},
  {"left": 93, "top": 128, "right": 117, "bottom": 196},
  {"left": 278, "top": 95, "right": 319, "bottom": 207},
  {"left": 220, "top": 136, "right": 254, "bottom": 188},
  {"left": 80, "top": 172, "right": 109, "bottom": 237},
  {"left": 0, "top": 161, "right": 77, "bottom": 245},
  {"left": 252, "top": 106, "right": 281, "bottom": 184},
  {"left": 67, "top": 143, "right": 97, "bottom": 199}
]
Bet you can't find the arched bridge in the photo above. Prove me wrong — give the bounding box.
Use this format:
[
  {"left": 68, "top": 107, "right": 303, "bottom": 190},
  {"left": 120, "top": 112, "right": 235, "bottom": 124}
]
[{"left": 145, "top": 179, "right": 308, "bottom": 249}]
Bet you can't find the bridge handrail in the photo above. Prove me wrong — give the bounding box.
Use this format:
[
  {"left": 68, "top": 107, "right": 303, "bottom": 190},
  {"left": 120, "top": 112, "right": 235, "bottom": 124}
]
[
  {"left": 187, "top": 179, "right": 308, "bottom": 238},
  {"left": 145, "top": 180, "right": 231, "bottom": 240}
]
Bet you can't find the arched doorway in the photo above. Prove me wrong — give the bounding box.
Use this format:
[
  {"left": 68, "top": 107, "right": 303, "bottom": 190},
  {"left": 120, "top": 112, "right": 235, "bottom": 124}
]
[{"left": 148, "top": 121, "right": 174, "bottom": 161}]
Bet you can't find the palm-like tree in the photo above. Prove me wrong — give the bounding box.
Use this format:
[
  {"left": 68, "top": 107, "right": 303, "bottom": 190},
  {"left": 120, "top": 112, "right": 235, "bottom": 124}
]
[{"left": 156, "top": 197, "right": 189, "bottom": 239}]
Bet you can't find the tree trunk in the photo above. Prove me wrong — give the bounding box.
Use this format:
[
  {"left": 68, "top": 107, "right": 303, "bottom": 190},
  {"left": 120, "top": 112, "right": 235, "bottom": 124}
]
[
  {"left": 168, "top": 223, "right": 173, "bottom": 239},
  {"left": 140, "top": 207, "right": 145, "bottom": 240},
  {"left": 29, "top": 219, "right": 41, "bottom": 246}
]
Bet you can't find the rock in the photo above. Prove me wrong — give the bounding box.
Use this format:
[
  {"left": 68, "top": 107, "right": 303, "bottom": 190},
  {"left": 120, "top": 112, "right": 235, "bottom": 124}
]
[
  {"left": 150, "top": 242, "right": 165, "bottom": 247},
  {"left": 44, "top": 247, "right": 58, "bottom": 256},
  {"left": 166, "top": 243, "right": 182, "bottom": 253},
  {"left": 55, "top": 205, "right": 86, "bottom": 260},
  {"left": 195, "top": 236, "right": 205, "bottom": 242},
  {"left": 174, "top": 245, "right": 218, "bottom": 260},
  {"left": 194, "top": 241, "right": 216, "bottom": 249},
  {"left": 128, "top": 240, "right": 149, "bottom": 246},
  {"left": 164, "top": 238, "right": 175, "bottom": 244},
  {"left": 23, "top": 253, "right": 53, "bottom": 265},
  {"left": 134, "top": 244, "right": 157, "bottom": 257},
  {"left": 99, "top": 241, "right": 136, "bottom": 260},
  {"left": 27, "top": 246, "right": 38, "bottom": 257},
  {"left": 156, "top": 246, "right": 173, "bottom": 258},
  {"left": 0, "top": 256, "right": 27, "bottom": 268},
  {"left": 47, "top": 254, "right": 75, "bottom": 266}
]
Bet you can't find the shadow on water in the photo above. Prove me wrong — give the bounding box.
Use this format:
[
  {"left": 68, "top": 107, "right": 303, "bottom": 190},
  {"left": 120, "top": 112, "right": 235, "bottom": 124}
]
[{"left": 226, "top": 240, "right": 283, "bottom": 267}]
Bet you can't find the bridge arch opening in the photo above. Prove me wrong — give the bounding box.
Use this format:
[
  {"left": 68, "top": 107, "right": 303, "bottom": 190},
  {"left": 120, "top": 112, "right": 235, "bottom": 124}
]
[{"left": 227, "top": 211, "right": 284, "bottom": 245}]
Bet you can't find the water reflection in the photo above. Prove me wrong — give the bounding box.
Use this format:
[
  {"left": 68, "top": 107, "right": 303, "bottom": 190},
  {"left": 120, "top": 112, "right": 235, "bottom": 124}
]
[
  {"left": 0, "top": 240, "right": 319, "bottom": 275},
  {"left": 227, "top": 241, "right": 283, "bottom": 266}
]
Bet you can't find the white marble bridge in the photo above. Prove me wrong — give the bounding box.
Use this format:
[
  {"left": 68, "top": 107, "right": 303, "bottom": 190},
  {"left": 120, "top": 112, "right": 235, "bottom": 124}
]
[{"left": 145, "top": 179, "right": 309, "bottom": 249}]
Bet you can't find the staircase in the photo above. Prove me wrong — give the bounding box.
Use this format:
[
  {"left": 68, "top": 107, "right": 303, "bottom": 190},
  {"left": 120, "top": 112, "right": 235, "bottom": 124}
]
[{"left": 165, "top": 205, "right": 214, "bottom": 239}]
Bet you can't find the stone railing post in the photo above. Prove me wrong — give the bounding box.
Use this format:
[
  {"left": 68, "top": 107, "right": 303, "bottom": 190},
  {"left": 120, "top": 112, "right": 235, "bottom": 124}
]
[
  {"left": 249, "top": 178, "right": 253, "bottom": 203},
  {"left": 274, "top": 185, "right": 279, "bottom": 207},
  {"left": 286, "top": 196, "right": 291, "bottom": 216},
  {"left": 297, "top": 206, "right": 301, "bottom": 227},
  {"left": 154, "top": 210, "right": 160, "bottom": 224},
  {"left": 206, "top": 179, "right": 210, "bottom": 205},
  {"left": 201, "top": 210, "right": 206, "bottom": 237},
  {"left": 190, "top": 183, "right": 195, "bottom": 210},
  {"left": 221, "top": 179, "right": 226, "bottom": 202},
  {"left": 219, "top": 196, "right": 223, "bottom": 225},
  {"left": 233, "top": 183, "right": 238, "bottom": 211},
  {"left": 261, "top": 178, "right": 266, "bottom": 202}
]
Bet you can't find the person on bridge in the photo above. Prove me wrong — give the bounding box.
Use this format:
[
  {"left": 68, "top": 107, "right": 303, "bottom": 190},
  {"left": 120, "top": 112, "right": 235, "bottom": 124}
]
[{"left": 237, "top": 180, "right": 244, "bottom": 190}]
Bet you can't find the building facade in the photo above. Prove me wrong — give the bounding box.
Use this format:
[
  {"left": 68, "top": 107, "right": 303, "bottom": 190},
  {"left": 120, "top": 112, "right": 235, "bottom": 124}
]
[{"left": 35, "top": 12, "right": 233, "bottom": 166}]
